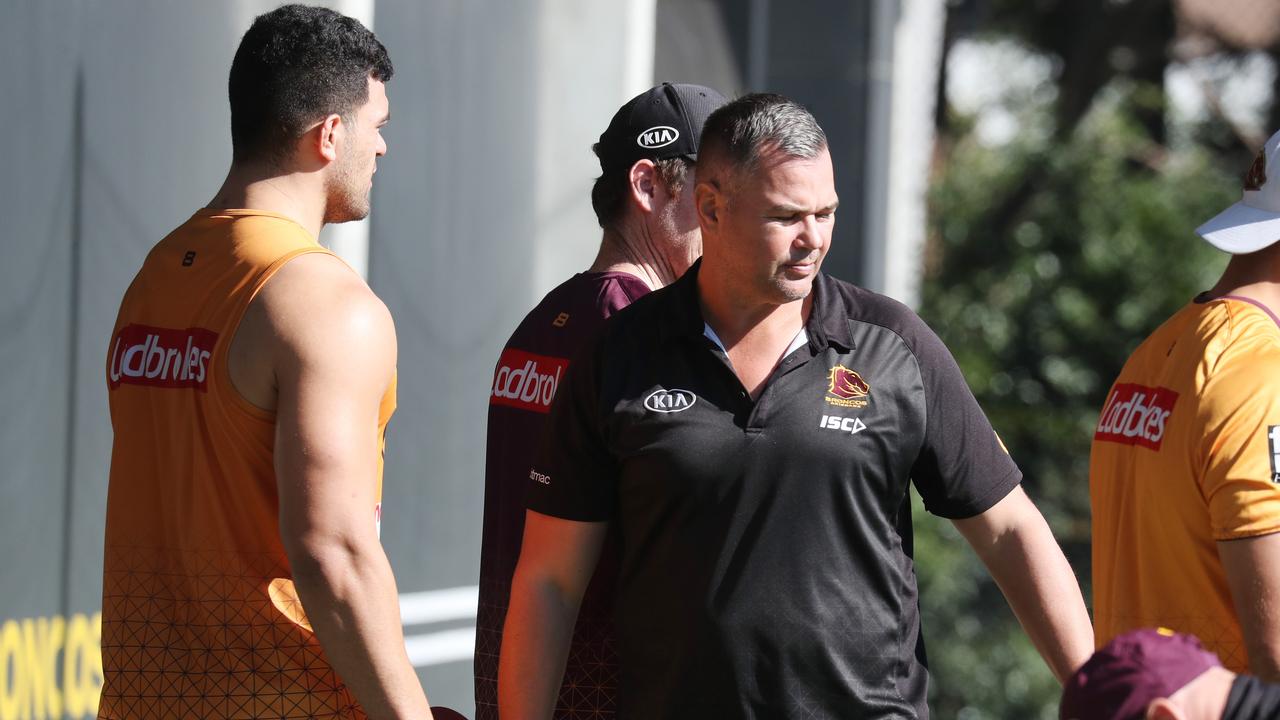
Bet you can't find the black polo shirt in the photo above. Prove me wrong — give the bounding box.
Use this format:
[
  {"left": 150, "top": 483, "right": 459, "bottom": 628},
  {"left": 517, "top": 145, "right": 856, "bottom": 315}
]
[{"left": 528, "top": 261, "right": 1020, "bottom": 719}]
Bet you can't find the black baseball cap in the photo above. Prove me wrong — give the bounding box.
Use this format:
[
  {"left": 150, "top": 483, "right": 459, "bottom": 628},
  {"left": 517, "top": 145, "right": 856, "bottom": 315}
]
[{"left": 596, "top": 82, "right": 728, "bottom": 173}]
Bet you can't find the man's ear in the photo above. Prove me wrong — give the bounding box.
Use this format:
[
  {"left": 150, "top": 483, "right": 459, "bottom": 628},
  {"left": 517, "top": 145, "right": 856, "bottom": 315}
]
[
  {"left": 627, "top": 160, "right": 659, "bottom": 215},
  {"left": 1145, "top": 698, "right": 1185, "bottom": 720},
  {"left": 314, "top": 113, "right": 344, "bottom": 164},
  {"left": 694, "top": 179, "right": 722, "bottom": 232}
]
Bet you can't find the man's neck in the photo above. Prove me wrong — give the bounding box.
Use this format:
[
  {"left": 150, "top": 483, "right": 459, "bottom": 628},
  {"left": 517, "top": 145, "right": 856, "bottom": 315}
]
[
  {"left": 1205, "top": 247, "right": 1280, "bottom": 315},
  {"left": 588, "top": 225, "right": 688, "bottom": 290},
  {"left": 208, "top": 162, "right": 325, "bottom": 239},
  {"left": 696, "top": 264, "right": 811, "bottom": 350},
  {"left": 696, "top": 264, "right": 812, "bottom": 399}
]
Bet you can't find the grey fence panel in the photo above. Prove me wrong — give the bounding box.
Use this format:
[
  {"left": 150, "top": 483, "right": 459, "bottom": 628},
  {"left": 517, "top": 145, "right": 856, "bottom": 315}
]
[{"left": 0, "top": 0, "right": 80, "bottom": 622}]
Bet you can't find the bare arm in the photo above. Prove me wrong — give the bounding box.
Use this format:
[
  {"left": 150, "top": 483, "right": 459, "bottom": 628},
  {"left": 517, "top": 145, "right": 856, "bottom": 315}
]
[
  {"left": 499, "top": 510, "right": 608, "bottom": 720},
  {"left": 267, "top": 254, "right": 431, "bottom": 720},
  {"left": 1219, "top": 532, "right": 1280, "bottom": 682},
  {"left": 952, "top": 485, "right": 1093, "bottom": 682}
]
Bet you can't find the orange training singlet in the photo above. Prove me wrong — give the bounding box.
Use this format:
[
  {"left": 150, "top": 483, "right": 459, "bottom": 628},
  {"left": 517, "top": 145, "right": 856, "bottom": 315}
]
[
  {"left": 1091, "top": 296, "right": 1280, "bottom": 671},
  {"left": 100, "top": 209, "right": 395, "bottom": 719}
]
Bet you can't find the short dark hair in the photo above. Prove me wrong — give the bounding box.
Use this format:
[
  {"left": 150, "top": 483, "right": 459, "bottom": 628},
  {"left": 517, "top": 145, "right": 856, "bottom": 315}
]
[
  {"left": 697, "top": 93, "right": 827, "bottom": 181},
  {"left": 589, "top": 154, "right": 691, "bottom": 229},
  {"left": 228, "top": 4, "right": 393, "bottom": 163}
]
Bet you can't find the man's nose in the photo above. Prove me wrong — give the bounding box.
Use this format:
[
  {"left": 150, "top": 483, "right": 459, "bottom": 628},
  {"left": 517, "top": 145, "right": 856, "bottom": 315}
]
[{"left": 795, "top": 215, "right": 824, "bottom": 249}]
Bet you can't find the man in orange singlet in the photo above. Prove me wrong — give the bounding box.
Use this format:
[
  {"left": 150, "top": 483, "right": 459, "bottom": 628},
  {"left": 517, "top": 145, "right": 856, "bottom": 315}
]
[
  {"left": 1091, "top": 129, "right": 1280, "bottom": 683},
  {"left": 101, "top": 5, "right": 432, "bottom": 719}
]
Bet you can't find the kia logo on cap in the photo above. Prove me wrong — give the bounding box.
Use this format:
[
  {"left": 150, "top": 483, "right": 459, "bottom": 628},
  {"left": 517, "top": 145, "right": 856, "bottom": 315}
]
[
  {"left": 644, "top": 388, "right": 696, "bottom": 413},
  {"left": 637, "top": 126, "right": 679, "bottom": 149}
]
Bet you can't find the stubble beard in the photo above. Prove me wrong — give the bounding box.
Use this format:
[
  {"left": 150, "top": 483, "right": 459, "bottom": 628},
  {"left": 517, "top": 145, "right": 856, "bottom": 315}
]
[
  {"left": 324, "top": 190, "right": 371, "bottom": 225},
  {"left": 657, "top": 197, "right": 701, "bottom": 274},
  {"left": 767, "top": 261, "right": 819, "bottom": 304},
  {"left": 323, "top": 139, "right": 372, "bottom": 225},
  {"left": 771, "top": 279, "right": 813, "bottom": 304}
]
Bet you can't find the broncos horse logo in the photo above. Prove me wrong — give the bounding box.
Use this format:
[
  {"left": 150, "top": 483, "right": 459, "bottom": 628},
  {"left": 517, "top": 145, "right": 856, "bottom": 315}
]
[{"left": 827, "top": 365, "right": 870, "bottom": 400}]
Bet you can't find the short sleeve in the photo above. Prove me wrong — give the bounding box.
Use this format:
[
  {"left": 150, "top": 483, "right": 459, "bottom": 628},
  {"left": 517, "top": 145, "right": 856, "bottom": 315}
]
[
  {"left": 1199, "top": 348, "right": 1280, "bottom": 541},
  {"left": 526, "top": 337, "right": 619, "bottom": 522},
  {"left": 907, "top": 318, "right": 1022, "bottom": 519}
]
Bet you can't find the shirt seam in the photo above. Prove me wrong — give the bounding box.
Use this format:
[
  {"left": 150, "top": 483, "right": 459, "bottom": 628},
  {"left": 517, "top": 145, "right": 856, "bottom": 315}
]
[
  {"left": 606, "top": 274, "right": 651, "bottom": 305},
  {"left": 1221, "top": 294, "right": 1280, "bottom": 331},
  {"left": 1213, "top": 524, "right": 1280, "bottom": 542}
]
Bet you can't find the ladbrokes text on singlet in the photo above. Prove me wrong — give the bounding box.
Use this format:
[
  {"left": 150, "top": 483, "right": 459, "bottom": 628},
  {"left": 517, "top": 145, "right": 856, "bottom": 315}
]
[{"left": 107, "top": 324, "right": 217, "bottom": 390}]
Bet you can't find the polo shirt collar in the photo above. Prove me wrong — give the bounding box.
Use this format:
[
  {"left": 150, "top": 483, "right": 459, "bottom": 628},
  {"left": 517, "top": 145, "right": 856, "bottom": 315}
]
[
  {"left": 810, "top": 271, "right": 856, "bottom": 352},
  {"left": 661, "top": 259, "right": 856, "bottom": 353}
]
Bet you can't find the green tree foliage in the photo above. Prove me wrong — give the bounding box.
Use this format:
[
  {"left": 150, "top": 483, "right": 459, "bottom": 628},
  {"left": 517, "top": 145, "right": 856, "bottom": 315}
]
[{"left": 915, "top": 88, "right": 1238, "bottom": 717}]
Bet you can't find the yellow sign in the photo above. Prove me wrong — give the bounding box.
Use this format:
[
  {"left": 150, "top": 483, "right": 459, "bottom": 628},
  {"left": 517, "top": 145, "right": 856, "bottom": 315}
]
[{"left": 0, "top": 613, "right": 102, "bottom": 720}]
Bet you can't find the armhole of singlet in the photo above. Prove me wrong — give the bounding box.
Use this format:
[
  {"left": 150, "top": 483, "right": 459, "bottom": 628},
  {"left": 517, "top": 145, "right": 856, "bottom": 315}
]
[{"left": 212, "top": 246, "right": 337, "bottom": 422}]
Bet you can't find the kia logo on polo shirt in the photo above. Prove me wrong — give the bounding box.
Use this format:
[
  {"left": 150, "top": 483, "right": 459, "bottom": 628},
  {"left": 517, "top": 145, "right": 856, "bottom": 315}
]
[
  {"left": 637, "top": 126, "right": 679, "bottom": 149},
  {"left": 645, "top": 388, "right": 696, "bottom": 413}
]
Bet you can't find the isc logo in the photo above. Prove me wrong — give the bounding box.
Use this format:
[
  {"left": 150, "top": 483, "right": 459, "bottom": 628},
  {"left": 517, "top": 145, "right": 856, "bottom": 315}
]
[
  {"left": 820, "top": 414, "right": 867, "bottom": 435},
  {"left": 637, "top": 125, "right": 679, "bottom": 149},
  {"left": 644, "top": 388, "right": 696, "bottom": 413}
]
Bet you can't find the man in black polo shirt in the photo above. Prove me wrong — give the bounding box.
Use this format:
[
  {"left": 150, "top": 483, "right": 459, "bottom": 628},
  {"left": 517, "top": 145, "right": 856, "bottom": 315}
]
[
  {"left": 476, "top": 83, "right": 726, "bottom": 720},
  {"left": 500, "top": 94, "right": 1093, "bottom": 719}
]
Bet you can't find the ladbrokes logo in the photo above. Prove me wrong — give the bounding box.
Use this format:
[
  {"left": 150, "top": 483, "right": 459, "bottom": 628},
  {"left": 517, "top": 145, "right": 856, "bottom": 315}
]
[
  {"left": 107, "top": 324, "right": 217, "bottom": 390},
  {"left": 491, "top": 348, "right": 569, "bottom": 414},
  {"left": 826, "top": 365, "right": 870, "bottom": 408},
  {"left": 1094, "top": 383, "right": 1179, "bottom": 450}
]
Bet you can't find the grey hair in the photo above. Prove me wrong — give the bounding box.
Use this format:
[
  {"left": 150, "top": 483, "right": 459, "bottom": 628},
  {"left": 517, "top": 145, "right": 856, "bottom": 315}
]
[{"left": 698, "top": 93, "right": 827, "bottom": 176}]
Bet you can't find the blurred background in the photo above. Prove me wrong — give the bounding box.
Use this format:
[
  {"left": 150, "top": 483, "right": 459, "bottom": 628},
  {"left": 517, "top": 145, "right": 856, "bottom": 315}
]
[{"left": 0, "top": 0, "right": 1272, "bottom": 717}]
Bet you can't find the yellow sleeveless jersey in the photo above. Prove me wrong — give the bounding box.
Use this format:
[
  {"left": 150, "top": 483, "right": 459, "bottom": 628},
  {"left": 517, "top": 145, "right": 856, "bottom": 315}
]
[
  {"left": 101, "top": 209, "right": 395, "bottom": 719},
  {"left": 1091, "top": 295, "right": 1280, "bottom": 671}
]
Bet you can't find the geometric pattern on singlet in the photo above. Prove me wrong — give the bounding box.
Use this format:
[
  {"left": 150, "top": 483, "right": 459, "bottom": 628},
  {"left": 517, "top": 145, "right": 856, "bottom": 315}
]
[
  {"left": 1102, "top": 610, "right": 1249, "bottom": 671},
  {"left": 475, "top": 272, "right": 648, "bottom": 720},
  {"left": 98, "top": 544, "right": 363, "bottom": 720},
  {"left": 474, "top": 578, "right": 618, "bottom": 720}
]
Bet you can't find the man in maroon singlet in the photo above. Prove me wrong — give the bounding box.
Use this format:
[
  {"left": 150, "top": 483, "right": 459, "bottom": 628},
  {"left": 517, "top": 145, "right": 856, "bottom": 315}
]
[{"left": 473, "top": 82, "right": 726, "bottom": 720}]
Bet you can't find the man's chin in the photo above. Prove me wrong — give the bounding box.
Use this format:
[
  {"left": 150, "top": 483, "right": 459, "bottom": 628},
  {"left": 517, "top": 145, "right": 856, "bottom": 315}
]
[
  {"left": 323, "top": 204, "right": 371, "bottom": 225},
  {"left": 770, "top": 281, "right": 813, "bottom": 305}
]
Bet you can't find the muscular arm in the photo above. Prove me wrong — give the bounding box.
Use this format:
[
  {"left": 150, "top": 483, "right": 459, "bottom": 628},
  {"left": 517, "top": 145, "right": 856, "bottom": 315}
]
[
  {"left": 1219, "top": 533, "right": 1280, "bottom": 682},
  {"left": 499, "top": 510, "right": 608, "bottom": 720},
  {"left": 952, "top": 486, "right": 1094, "bottom": 682},
  {"left": 266, "top": 254, "right": 432, "bottom": 720}
]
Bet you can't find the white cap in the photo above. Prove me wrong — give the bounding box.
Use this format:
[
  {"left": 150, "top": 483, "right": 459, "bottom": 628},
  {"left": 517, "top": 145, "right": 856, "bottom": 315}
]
[{"left": 1197, "top": 128, "right": 1280, "bottom": 254}]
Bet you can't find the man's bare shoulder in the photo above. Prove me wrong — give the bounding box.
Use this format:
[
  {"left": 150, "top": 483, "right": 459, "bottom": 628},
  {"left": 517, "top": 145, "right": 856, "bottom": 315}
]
[
  {"left": 229, "top": 252, "right": 395, "bottom": 410},
  {"left": 259, "top": 252, "right": 395, "bottom": 350},
  {"left": 236, "top": 253, "right": 395, "bottom": 400}
]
